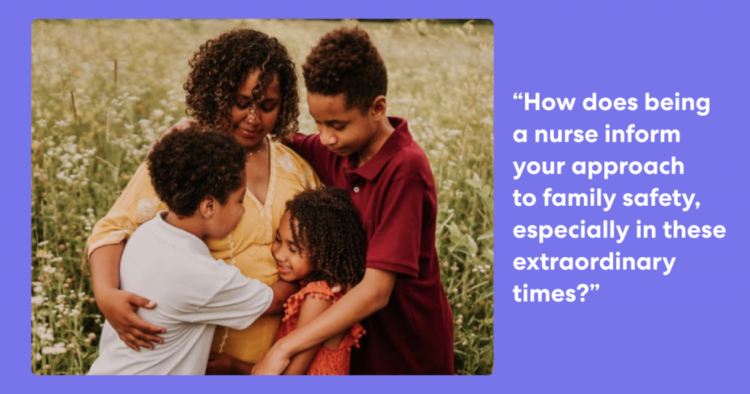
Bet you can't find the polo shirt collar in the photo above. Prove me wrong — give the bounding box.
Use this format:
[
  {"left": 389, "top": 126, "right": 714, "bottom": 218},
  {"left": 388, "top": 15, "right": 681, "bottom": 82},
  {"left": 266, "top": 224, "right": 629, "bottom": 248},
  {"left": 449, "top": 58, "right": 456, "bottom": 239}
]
[
  {"left": 151, "top": 211, "right": 213, "bottom": 259},
  {"left": 346, "top": 117, "right": 412, "bottom": 180}
]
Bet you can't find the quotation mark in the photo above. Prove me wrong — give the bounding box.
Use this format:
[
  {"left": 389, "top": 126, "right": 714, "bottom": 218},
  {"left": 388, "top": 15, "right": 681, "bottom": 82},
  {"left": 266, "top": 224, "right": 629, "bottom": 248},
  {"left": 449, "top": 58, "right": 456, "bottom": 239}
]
[{"left": 513, "top": 92, "right": 524, "bottom": 100}]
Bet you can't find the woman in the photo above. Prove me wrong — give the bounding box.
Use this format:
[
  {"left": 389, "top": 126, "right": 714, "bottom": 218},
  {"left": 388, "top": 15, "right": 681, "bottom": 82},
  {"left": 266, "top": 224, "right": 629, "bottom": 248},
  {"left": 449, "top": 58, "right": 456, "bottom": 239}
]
[{"left": 86, "top": 29, "right": 320, "bottom": 374}]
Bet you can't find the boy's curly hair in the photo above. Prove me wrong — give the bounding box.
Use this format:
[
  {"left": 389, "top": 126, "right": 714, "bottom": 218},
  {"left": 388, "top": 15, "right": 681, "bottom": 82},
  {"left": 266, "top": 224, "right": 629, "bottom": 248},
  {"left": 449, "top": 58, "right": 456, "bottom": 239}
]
[
  {"left": 184, "top": 29, "right": 300, "bottom": 140},
  {"left": 148, "top": 128, "right": 246, "bottom": 218},
  {"left": 286, "top": 188, "right": 366, "bottom": 288},
  {"left": 302, "top": 26, "right": 388, "bottom": 112}
]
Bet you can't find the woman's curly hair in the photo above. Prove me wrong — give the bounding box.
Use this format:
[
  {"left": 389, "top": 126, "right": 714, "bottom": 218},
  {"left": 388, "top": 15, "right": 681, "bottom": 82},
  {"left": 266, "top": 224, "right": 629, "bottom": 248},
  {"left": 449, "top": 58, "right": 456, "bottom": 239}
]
[
  {"left": 303, "top": 26, "right": 388, "bottom": 112},
  {"left": 148, "top": 127, "right": 246, "bottom": 218},
  {"left": 286, "top": 188, "right": 366, "bottom": 288},
  {"left": 184, "top": 29, "right": 300, "bottom": 140}
]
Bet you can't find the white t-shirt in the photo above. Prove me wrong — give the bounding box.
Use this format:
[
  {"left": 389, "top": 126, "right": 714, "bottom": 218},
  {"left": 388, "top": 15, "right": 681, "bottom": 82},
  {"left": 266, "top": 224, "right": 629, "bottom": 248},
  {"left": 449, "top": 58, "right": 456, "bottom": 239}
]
[{"left": 88, "top": 211, "right": 273, "bottom": 375}]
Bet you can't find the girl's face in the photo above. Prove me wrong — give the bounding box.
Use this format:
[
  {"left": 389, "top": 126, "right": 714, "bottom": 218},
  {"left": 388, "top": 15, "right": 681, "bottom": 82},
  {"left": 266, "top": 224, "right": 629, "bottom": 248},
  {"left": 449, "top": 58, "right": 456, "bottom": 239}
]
[
  {"left": 226, "top": 70, "right": 282, "bottom": 151},
  {"left": 272, "top": 211, "right": 312, "bottom": 282}
]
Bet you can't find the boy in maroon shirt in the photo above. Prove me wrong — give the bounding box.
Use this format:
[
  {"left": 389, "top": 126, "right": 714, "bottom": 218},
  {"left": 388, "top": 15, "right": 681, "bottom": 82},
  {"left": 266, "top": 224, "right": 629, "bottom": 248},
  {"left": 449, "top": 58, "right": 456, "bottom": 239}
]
[{"left": 253, "top": 26, "right": 454, "bottom": 375}]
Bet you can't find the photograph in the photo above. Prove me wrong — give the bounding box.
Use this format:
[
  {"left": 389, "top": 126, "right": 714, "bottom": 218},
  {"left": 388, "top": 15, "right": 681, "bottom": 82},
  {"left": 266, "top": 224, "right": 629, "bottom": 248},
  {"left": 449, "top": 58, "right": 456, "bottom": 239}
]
[{"left": 30, "top": 19, "right": 494, "bottom": 375}]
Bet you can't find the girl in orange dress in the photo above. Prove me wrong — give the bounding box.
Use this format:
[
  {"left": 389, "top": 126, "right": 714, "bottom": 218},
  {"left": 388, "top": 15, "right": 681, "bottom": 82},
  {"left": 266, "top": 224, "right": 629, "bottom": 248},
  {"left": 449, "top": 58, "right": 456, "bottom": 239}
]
[{"left": 270, "top": 188, "right": 366, "bottom": 375}]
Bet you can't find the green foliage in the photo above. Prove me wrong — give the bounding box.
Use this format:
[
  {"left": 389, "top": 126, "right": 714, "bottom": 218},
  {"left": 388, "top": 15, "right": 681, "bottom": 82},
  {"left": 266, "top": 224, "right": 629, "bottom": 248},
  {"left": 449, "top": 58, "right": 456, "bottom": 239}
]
[{"left": 31, "top": 19, "right": 494, "bottom": 375}]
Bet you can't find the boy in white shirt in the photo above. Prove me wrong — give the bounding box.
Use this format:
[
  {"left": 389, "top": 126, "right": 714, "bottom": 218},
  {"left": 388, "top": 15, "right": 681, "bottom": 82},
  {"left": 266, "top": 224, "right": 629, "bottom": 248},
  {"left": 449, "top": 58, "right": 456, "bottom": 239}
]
[{"left": 89, "top": 129, "right": 285, "bottom": 375}]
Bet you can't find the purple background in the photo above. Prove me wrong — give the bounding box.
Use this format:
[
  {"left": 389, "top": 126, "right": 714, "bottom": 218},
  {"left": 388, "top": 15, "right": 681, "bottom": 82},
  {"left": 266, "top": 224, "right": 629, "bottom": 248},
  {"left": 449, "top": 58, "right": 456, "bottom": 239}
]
[
  {"left": 5, "top": 0, "right": 750, "bottom": 392},
  {"left": 498, "top": 0, "right": 750, "bottom": 393}
]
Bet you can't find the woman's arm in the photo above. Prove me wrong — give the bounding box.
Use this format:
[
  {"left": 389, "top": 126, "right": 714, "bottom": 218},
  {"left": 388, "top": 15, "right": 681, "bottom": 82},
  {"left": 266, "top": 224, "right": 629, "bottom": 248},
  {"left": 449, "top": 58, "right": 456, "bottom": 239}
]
[
  {"left": 253, "top": 268, "right": 396, "bottom": 374},
  {"left": 280, "top": 295, "right": 334, "bottom": 375},
  {"left": 89, "top": 242, "right": 166, "bottom": 351}
]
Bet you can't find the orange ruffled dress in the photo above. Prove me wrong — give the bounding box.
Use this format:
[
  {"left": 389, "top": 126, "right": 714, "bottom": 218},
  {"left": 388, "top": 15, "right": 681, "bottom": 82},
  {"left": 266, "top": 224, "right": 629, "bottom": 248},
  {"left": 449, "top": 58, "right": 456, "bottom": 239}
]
[{"left": 275, "top": 281, "right": 365, "bottom": 375}]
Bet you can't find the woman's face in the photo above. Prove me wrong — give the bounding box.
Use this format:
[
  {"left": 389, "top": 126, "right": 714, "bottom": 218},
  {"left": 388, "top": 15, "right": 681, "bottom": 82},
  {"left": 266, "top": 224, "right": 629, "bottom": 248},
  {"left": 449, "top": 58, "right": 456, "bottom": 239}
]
[{"left": 226, "top": 70, "right": 282, "bottom": 151}]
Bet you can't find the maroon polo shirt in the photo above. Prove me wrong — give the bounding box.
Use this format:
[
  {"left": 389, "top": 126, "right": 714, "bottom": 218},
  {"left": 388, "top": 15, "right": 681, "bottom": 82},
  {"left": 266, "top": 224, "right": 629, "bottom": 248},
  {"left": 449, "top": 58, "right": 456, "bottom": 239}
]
[{"left": 292, "top": 117, "right": 454, "bottom": 375}]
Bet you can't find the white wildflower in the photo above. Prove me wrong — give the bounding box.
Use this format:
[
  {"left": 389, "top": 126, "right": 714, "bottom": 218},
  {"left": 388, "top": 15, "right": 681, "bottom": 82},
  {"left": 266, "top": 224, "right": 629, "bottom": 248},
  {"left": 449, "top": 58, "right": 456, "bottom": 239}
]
[
  {"left": 37, "top": 328, "right": 54, "bottom": 342},
  {"left": 32, "top": 296, "right": 44, "bottom": 306}
]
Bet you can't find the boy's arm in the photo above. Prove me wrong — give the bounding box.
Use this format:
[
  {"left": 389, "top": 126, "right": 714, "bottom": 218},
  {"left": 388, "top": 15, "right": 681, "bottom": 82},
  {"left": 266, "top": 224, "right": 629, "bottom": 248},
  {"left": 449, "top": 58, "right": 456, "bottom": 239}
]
[
  {"left": 253, "top": 268, "right": 396, "bottom": 375},
  {"left": 263, "top": 280, "right": 300, "bottom": 316},
  {"left": 208, "top": 291, "right": 329, "bottom": 375},
  {"left": 280, "top": 296, "right": 334, "bottom": 375},
  {"left": 289, "top": 133, "right": 336, "bottom": 186}
]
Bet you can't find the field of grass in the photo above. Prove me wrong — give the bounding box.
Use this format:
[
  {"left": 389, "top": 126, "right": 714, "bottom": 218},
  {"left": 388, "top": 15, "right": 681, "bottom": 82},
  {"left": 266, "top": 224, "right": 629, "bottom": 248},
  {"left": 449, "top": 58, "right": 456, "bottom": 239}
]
[{"left": 31, "top": 19, "right": 494, "bottom": 375}]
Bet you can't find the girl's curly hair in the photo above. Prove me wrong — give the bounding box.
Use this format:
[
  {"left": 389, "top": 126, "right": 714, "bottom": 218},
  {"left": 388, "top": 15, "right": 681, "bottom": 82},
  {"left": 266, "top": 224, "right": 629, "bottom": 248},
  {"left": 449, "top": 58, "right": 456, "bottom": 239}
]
[
  {"left": 184, "top": 29, "right": 300, "bottom": 140},
  {"left": 286, "top": 188, "right": 366, "bottom": 288}
]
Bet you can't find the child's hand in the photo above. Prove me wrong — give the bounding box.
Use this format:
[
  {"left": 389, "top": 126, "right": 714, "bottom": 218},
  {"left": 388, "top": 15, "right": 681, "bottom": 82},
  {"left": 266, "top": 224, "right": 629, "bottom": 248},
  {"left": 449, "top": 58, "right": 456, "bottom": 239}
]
[
  {"left": 206, "top": 353, "right": 236, "bottom": 375},
  {"left": 252, "top": 343, "right": 291, "bottom": 375},
  {"left": 97, "top": 287, "right": 165, "bottom": 351},
  {"left": 330, "top": 283, "right": 353, "bottom": 294}
]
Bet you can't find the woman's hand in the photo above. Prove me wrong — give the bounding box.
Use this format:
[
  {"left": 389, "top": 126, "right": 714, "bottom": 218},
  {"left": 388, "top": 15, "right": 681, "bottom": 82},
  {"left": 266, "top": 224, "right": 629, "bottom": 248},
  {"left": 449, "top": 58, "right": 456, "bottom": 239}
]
[
  {"left": 206, "top": 353, "right": 236, "bottom": 375},
  {"left": 251, "top": 342, "right": 291, "bottom": 375},
  {"left": 96, "top": 287, "right": 165, "bottom": 351},
  {"left": 147, "top": 119, "right": 198, "bottom": 156}
]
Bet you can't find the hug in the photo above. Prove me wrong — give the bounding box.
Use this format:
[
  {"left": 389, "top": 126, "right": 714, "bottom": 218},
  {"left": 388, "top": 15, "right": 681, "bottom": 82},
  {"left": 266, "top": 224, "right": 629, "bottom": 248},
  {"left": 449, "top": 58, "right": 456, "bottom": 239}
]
[{"left": 86, "top": 25, "right": 454, "bottom": 375}]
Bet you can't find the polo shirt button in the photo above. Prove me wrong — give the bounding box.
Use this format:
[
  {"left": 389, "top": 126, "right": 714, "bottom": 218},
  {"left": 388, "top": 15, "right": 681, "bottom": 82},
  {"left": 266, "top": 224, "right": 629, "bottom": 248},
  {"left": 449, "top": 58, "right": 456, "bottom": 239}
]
[{"left": 353, "top": 186, "right": 360, "bottom": 193}]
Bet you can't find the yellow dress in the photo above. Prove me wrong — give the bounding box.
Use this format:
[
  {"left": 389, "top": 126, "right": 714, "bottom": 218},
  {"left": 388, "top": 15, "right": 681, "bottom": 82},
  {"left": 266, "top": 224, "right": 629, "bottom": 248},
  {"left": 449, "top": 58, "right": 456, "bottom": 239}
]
[{"left": 86, "top": 138, "right": 321, "bottom": 364}]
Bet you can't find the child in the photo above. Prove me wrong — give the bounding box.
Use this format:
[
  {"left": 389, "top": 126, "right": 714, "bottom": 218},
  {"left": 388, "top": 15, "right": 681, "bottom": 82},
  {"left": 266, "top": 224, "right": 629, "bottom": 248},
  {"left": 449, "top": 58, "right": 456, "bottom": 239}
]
[
  {"left": 272, "top": 187, "right": 367, "bottom": 375},
  {"left": 253, "top": 26, "right": 455, "bottom": 375},
  {"left": 88, "top": 129, "right": 288, "bottom": 375}
]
